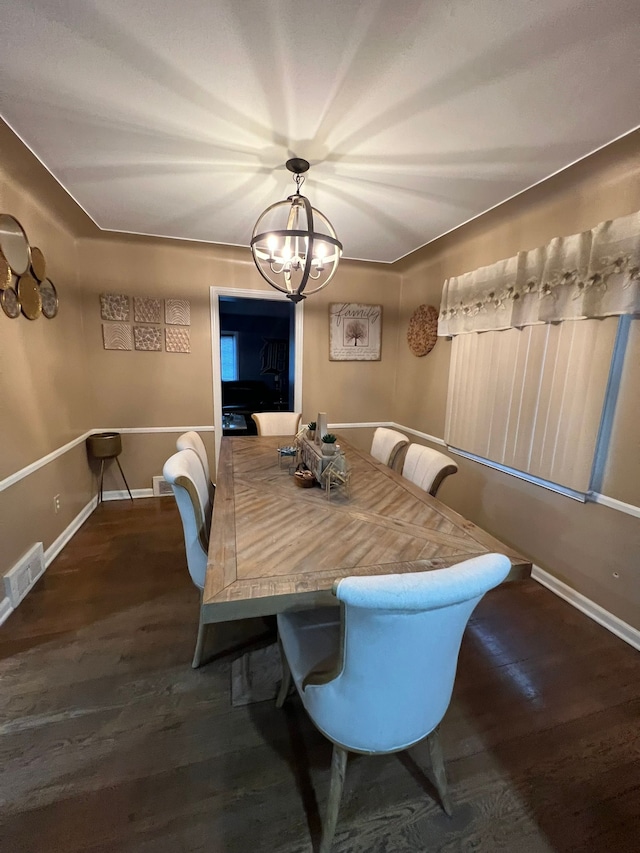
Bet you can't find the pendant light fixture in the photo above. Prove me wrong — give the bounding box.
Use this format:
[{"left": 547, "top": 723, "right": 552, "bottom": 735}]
[{"left": 250, "top": 158, "right": 343, "bottom": 303}]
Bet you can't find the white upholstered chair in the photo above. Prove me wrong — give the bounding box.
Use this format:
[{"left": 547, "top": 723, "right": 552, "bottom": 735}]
[
  {"left": 163, "top": 449, "right": 213, "bottom": 668},
  {"left": 251, "top": 411, "right": 302, "bottom": 436},
  {"left": 276, "top": 553, "right": 511, "bottom": 852},
  {"left": 402, "top": 443, "right": 458, "bottom": 497},
  {"left": 370, "top": 427, "right": 409, "bottom": 469},
  {"left": 176, "top": 431, "right": 214, "bottom": 500}
]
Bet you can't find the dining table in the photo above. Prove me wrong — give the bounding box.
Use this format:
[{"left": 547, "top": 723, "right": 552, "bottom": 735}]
[{"left": 202, "top": 434, "right": 531, "bottom": 624}]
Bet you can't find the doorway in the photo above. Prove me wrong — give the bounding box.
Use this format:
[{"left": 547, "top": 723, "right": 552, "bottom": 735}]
[{"left": 210, "top": 288, "right": 304, "bottom": 465}]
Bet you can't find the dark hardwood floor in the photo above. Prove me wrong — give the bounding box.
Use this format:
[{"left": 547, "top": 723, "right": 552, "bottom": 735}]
[{"left": 1, "top": 498, "right": 638, "bottom": 853}]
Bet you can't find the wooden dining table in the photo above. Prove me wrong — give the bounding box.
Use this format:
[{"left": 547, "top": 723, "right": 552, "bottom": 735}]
[{"left": 203, "top": 434, "right": 531, "bottom": 624}]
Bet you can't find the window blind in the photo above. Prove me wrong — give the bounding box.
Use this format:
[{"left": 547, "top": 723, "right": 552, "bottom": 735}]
[
  {"left": 444, "top": 317, "right": 619, "bottom": 494},
  {"left": 220, "top": 333, "right": 238, "bottom": 381}
]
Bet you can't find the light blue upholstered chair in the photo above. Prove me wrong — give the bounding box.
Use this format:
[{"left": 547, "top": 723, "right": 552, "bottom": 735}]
[
  {"left": 176, "top": 430, "right": 215, "bottom": 501},
  {"left": 163, "top": 449, "right": 213, "bottom": 668},
  {"left": 276, "top": 553, "right": 511, "bottom": 852},
  {"left": 402, "top": 443, "right": 458, "bottom": 497},
  {"left": 370, "top": 426, "right": 409, "bottom": 470}
]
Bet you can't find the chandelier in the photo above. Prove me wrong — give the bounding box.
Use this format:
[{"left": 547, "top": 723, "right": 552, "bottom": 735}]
[{"left": 250, "top": 158, "right": 343, "bottom": 303}]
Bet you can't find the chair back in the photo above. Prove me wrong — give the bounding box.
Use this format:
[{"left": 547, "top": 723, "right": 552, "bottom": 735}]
[
  {"left": 251, "top": 411, "right": 302, "bottom": 436},
  {"left": 176, "top": 430, "right": 214, "bottom": 501},
  {"left": 163, "top": 450, "right": 212, "bottom": 589},
  {"left": 176, "top": 431, "right": 210, "bottom": 481},
  {"left": 370, "top": 427, "right": 409, "bottom": 469},
  {"left": 402, "top": 443, "right": 458, "bottom": 497},
  {"left": 302, "top": 553, "right": 510, "bottom": 753}
]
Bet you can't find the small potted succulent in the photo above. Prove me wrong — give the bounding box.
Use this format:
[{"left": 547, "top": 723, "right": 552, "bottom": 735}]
[
  {"left": 307, "top": 421, "right": 317, "bottom": 440},
  {"left": 321, "top": 433, "right": 338, "bottom": 455}
]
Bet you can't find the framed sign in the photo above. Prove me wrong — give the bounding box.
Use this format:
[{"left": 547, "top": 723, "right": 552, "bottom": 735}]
[{"left": 329, "top": 303, "right": 382, "bottom": 361}]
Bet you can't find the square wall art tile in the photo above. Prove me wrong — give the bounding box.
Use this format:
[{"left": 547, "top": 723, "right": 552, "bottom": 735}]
[
  {"left": 103, "top": 323, "right": 133, "bottom": 351},
  {"left": 134, "top": 325, "right": 162, "bottom": 351},
  {"left": 165, "top": 327, "right": 191, "bottom": 353},
  {"left": 165, "top": 298, "right": 191, "bottom": 325},
  {"left": 134, "top": 296, "right": 161, "bottom": 323},
  {"left": 100, "top": 293, "right": 130, "bottom": 321}
]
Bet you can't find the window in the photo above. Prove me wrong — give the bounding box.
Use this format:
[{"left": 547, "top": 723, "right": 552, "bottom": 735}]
[
  {"left": 444, "top": 318, "right": 619, "bottom": 496},
  {"left": 439, "top": 208, "right": 639, "bottom": 500},
  {"left": 220, "top": 333, "right": 238, "bottom": 381}
]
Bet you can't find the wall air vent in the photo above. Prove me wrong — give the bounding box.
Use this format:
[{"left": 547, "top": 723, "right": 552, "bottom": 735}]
[
  {"left": 3, "top": 542, "right": 45, "bottom": 608},
  {"left": 153, "top": 476, "right": 173, "bottom": 497}
]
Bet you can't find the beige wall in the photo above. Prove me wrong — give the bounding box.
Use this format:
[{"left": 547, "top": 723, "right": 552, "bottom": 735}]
[
  {"left": 0, "top": 134, "right": 96, "bottom": 575},
  {"left": 76, "top": 235, "right": 400, "bottom": 487},
  {"left": 1, "top": 446, "right": 94, "bottom": 573},
  {"left": 0, "top": 174, "right": 90, "bottom": 476},
  {"left": 396, "top": 131, "right": 640, "bottom": 628}
]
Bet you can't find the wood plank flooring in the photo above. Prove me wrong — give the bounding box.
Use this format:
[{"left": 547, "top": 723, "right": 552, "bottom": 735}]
[{"left": 1, "top": 498, "right": 638, "bottom": 852}]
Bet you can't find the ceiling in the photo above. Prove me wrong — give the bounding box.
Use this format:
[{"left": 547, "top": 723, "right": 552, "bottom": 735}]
[{"left": 1, "top": 0, "right": 639, "bottom": 264}]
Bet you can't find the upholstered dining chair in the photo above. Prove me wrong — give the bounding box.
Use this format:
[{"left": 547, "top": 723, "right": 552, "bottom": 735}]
[
  {"left": 176, "top": 430, "right": 215, "bottom": 500},
  {"left": 276, "top": 553, "right": 511, "bottom": 852},
  {"left": 370, "top": 427, "right": 409, "bottom": 469},
  {"left": 251, "top": 411, "right": 302, "bottom": 436},
  {"left": 163, "top": 449, "right": 213, "bottom": 668},
  {"left": 402, "top": 443, "right": 458, "bottom": 497}
]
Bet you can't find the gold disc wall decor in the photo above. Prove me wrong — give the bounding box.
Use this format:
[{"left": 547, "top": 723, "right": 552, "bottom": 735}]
[
  {"left": 30, "top": 246, "right": 46, "bottom": 281},
  {"left": 40, "top": 278, "right": 59, "bottom": 318},
  {"left": 17, "top": 272, "right": 42, "bottom": 320},
  {"left": 0, "top": 250, "right": 11, "bottom": 290},
  {"left": 407, "top": 304, "right": 439, "bottom": 356},
  {"left": 0, "top": 213, "right": 57, "bottom": 320},
  {"left": 1, "top": 284, "right": 21, "bottom": 318},
  {"left": 0, "top": 214, "right": 31, "bottom": 276}
]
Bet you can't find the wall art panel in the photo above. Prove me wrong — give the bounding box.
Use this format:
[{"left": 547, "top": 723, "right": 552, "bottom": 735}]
[{"left": 103, "top": 323, "right": 133, "bottom": 350}]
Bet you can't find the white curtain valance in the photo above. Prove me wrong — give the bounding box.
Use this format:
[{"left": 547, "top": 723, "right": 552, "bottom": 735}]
[{"left": 438, "top": 209, "right": 640, "bottom": 336}]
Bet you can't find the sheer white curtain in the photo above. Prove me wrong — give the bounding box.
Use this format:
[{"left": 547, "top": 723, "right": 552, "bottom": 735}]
[{"left": 438, "top": 210, "right": 640, "bottom": 337}]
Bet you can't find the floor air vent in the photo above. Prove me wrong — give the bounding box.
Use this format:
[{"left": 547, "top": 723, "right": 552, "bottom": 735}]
[
  {"left": 153, "top": 476, "right": 173, "bottom": 497},
  {"left": 4, "top": 543, "right": 45, "bottom": 607}
]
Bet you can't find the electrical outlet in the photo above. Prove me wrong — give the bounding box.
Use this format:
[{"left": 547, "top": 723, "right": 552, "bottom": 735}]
[{"left": 53, "top": 494, "right": 61, "bottom": 513}]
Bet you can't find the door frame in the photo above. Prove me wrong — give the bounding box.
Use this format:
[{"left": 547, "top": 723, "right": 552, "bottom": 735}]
[{"left": 210, "top": 287, "right": 304, "bottom": 466}]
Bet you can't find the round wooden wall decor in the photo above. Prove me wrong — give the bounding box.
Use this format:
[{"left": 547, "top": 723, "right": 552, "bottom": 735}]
[{"left": 407, "top": 304, "right": 438, "bottom": 356}]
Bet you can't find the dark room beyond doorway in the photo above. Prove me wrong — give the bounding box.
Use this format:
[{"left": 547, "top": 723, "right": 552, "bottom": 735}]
[{"left": 219, "top": 296, "right": 295, "bottom": 436}]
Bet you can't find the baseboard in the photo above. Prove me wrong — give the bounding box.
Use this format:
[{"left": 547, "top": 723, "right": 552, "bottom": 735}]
[
  {"left": 532, "top": 565, "right": 640, "bottom": 651},
  {"left": 102, "top": 488, "right": 155, "bottom": 501},
  {"left": 0, "top": 596, "right": 13, "bottom": 627},
  {"left": 3, "top": 496, "right": 99, "bottom": 624},
  {"left": 44, "top": 496, "right": 98, "bottom": 567}
]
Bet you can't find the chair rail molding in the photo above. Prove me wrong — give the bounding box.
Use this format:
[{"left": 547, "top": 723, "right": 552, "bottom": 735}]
[
  {"left": 0, "top": 426, "right": 216, "bottom": 492},
  {"left": 2, "top": 422, "right": 637, "bottom": 652},
  {"left": 3, "top": 423, "right": 636, "bottom": 522}
]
